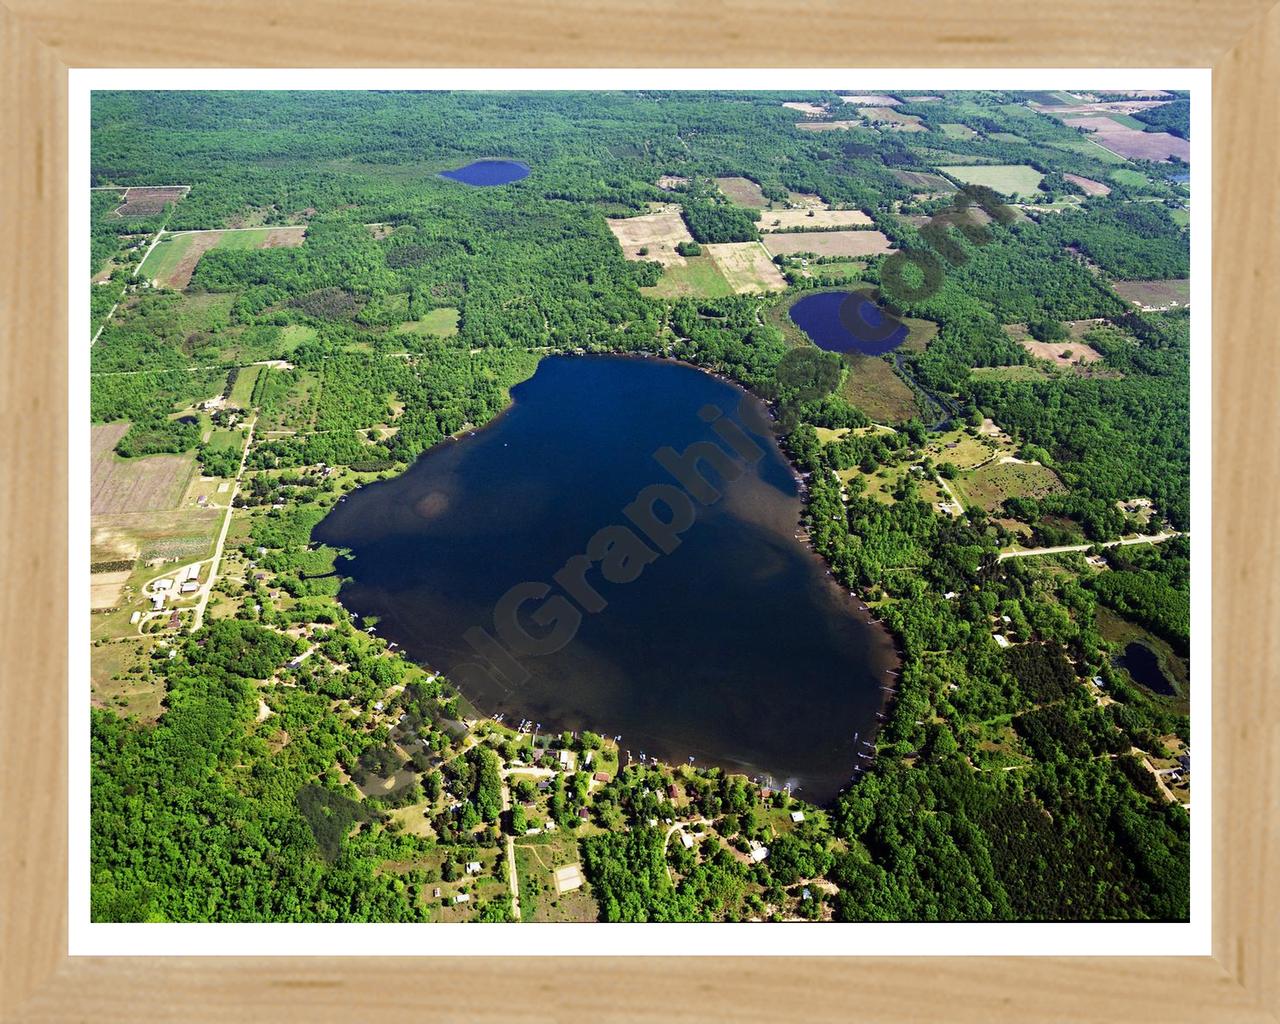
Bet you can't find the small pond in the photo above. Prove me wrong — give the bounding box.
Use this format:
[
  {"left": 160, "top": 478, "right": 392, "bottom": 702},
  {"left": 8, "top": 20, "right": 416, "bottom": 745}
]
[
  {"left": 439, "top": 159, "right": 531, "bottom": 186},
  {"left": 1114, "top": 642, "right": 1177, "bottom": 696},
  {"left": 789, "top": 290, "right": 908, "bottom": 356}
]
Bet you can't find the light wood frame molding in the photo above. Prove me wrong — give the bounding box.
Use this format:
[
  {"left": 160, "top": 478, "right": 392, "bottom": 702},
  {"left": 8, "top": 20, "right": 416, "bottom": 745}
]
[{"left": 2, "top": 2, "right": 1277, "bottom": 1019}]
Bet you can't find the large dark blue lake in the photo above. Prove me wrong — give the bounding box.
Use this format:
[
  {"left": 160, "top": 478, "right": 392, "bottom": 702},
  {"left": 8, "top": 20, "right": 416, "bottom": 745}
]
[
  {"left": 314, "top": 355, "right": 898, "bottom": 802},
  {"left": 789, "top": 290, "right": 908, "bottom": 356},
  {"left": 439, "top": 159, "right": 531, "bottom": 186}
]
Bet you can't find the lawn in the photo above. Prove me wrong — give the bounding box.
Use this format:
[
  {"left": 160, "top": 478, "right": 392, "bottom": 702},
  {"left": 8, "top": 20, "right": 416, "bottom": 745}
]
[
  {"left": 1109, "top": 167, "right": 1150, "bottom": 187},
  {"left": 641, "top": 256, "right": 734, "bottom": 299},
  {"left": 937, "top": 164, "right": 1045, "bottom": 199}
]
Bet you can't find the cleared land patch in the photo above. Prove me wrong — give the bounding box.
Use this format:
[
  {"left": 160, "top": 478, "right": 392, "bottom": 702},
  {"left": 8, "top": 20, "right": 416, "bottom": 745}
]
[
  {"left": 939, "top": 123, "right": 978, "bottom": 138},
  {"left": 839, "top": 94, "right": 900, "bottom": 105},
  {"left": 859, "top": 107, "right": 926, "bottom": 131},
  {"left": 714, "top": 176, "right": 768, "bottom": 208},
  {"left": 758, "top": 208, "right": 873, "bottom": 232},
  {"left": 705, "top": 242, "right": 787, "bottom": 293},
  {"left": 1063, "top": 173, "right": 1112, "bottom": 196},
  {"left": 762, "top": 230, "right": 894, "bottom": 258},
  {"left": 953, "top": 461, "right": 1066, "bottom": 511},
  {"left": 938, "top": 164, "right": 1044, "bottom": 198},
  {"left": 141, "top": 227, "right": 307, "bottom": 289},
  {"left": 889, "top": 169, "right": 956, "bottom": 194},
  {"left": 795, "top": 120, "right": 861, "bottom": 132},
  {"left": 91, "top": 423, "right": 196, "bottom": 515},
  {"left": 782, "top": 101, "right": 828, "bottom": 116},
  {"left": 114, "top": 185, "right": 188, "bottom": 218},
  {"left": 400, "top": 307, "right": 461, "bottom": 336},
  {"left": 641, "top": 255, "right": 733, "bottom": 299},
  {"left": 1111, "top": 278, "right": 1190, "bottom": 311},
  {"left": 605, "top": 207, "right": 694, "bottom": 266},
  {"left": 1061, "top": 118, "right": 1190, "bottom": 162}
]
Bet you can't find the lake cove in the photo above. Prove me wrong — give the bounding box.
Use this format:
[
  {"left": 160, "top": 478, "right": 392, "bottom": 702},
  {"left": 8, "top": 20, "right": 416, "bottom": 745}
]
[
  {"left": 788, "top": 290, "right": 909, "bottom": 356},
  {"left": 438, "top": 159, "right": 531, "bottom": 186},
  {"left": 314, "top": 355, "right": 898, "bottom": 803}
]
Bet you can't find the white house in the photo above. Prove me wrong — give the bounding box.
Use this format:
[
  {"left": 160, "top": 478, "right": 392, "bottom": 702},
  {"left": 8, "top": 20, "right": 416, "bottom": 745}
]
[
  {"left": 790, "top": 811, "right": 806, "bottom": 824},
  {"left": 465, "top": 861, "right": 482, "bottom": 875}
]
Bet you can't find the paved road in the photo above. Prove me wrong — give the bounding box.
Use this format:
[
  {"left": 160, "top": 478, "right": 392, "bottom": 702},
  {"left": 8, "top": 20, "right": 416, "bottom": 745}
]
[
  {"left": 997, "top": 532, "right": 1181, "bottom": 561},
  {"left": 190, "top": 416, "right": 256, "bottom": 632}
]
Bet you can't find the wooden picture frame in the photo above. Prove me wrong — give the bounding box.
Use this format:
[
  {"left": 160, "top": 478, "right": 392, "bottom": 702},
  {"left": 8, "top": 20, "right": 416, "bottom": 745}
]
[{"left": 2, "top": 2, "right": 1276, "bottom": 1019}]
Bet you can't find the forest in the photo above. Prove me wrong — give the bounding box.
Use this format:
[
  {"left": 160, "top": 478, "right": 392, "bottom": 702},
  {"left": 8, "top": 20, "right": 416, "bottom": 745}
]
[{"left": 90, "top": 89, "right": 1193, "bottom": 926}]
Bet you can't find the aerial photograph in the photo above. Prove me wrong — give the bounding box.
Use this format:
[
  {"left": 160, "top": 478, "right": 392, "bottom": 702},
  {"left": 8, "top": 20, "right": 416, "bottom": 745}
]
[{"left": 88, "top": 88, "right": 1192, "bottom": 924}]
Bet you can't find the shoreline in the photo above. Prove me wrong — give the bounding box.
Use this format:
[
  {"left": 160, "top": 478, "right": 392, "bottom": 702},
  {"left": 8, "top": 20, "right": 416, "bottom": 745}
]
[{"left": 320, "top": 347, "right": 906, "bottom": 808}]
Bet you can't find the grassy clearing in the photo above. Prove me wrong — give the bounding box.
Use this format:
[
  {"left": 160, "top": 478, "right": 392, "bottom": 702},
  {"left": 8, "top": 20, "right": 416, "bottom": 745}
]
[
  {"left": 969, "top": 364, "right": 1052, "bottom": 382},
  {"left": 1108, "top": 167, "right": 1150, "bottom": 187},
  {"left": 140, "top": 228, "right": 306, "bottom": 289},
  {"left": 839, "top": 354, "right": 921, "bottom": 423},
  {"left": 91, "top": 423, "right": 196, "bottom": 516},
  {"left": 398, "top": 307, "right": 460, "bottom": 337},
  {"left": 606, "top": 207, "right": 695, "bottom": 266},
  {"left": 514, "top": 832, "right": 599, "bottom": 923},
  {"left": 641, "top": 256, "right": 734, "bottom": 299},
  {"left": 714, "top": 176, "right": 768, "bottom": 208},
  {"left": 228, "top": 364, "right": 261, "bottom": 408},
  {"left": 937, "top": 164, "right": 1044, "bottom": 199},
  {"left": 939, "top": 122, "right": 977, "bottom": 138},
  {"left": 1111, "top": 279, "right": 1190, "bottom": 310},
  {"left": 951, "top": 460, "right": 1066, "bottom": 511},
  {"left": 704, "top": 242, "right": 787, "bottom": 293},
  {"left": 91, "top": 636, "right": 165, "bottom": 722}
]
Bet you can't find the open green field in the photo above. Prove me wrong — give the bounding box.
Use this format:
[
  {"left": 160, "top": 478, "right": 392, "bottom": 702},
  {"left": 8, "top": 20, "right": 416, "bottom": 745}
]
[
  {"left": 398, "top": 307, "right": 460, "bottom": 337},
  {"left": 1109, "top": 167, "right": 1149, "bottom": 187},
  {"left": 898, "top": 317, "right": 939, "bottom": 354},
  {"left": 641, "top": 256, "right": 734, "bottom": 299},
  {"left": 228, "top": 364, "right": 261, "bottom": 407},
  {"left": 969, "top": 364, "right": 1052, "bottom": 382},
  {"left": 91, "top": 636, "right": 166, "bottom": 722},
  {"left": 140, "top": 227, "right": 306, "bottom": 289},
  {"left": 937, "top": 164, "right": 1045, "bottom": 199},
  {"left": 513, "top": 832, "right": 599, "bottom": 923},
  {"left": 952, "top": 460, "right": 1066, "bottom": 511},
  {"left": 939, "top": 122, "right": 977, "bottom": 139}
]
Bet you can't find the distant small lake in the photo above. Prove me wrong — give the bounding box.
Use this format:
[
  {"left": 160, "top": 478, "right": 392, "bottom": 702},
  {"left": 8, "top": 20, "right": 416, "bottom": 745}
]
[
  {"left": 314, "top": 355, "right": 898, "bottom": 803},
  {"left": 439, "top": 159, "right": 530, "bottom": 186},
  {"left": 1115, "top": 642, "right": 1176, "bottom": 696},
  {"left": 789, "top": 291, "right": 908, "bottom": 356}
]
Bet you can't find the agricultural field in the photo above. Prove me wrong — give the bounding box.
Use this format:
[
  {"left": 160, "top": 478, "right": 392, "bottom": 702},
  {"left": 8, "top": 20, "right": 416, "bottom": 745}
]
[
  {"left": 140, "top": 226, "right": 307, "bottom": 289},
  {"left": 937, "top": 164, "right": 1044, "bottom": 198},
  {"left": 227, "top": 365, "right": 261, "bottom": 408},
  {"left": 1061, "top": 118, "right": 1190, "bottom": 163},
  {"left": 1111, "top": 278, "right": 1190, "bottom": 311},
  {"left": 714, "top": 176, "right": 768, "bottom": 208},
  {"left": 794, "top": 120, "right": 862, "bottom": 132},
  {"left": 951, "top": 460, "right": 1067, "bottom": 512},
  {"left": 91, "top": 423, "right": 196, "bottom": 515},
  {"left": 1109, "top": 168, "right": 1150, "bottom": 187},
  {"left": 838, "top": 93, "right": 900, "bottom": 105},
  {"left": 782, "top": 101, "right": 828, "bottom": 116},
  {"left": 605, "top": 206, "right": 695, "bottom": 266},
  {"left": 859, "top": 107, "right": 926, "bottom": 131},
  {"left": 1064, "top": 173, "right": 1112, "bottom": 196},
  {"left": 939, "top": 123, "right": 978, "bottom": 138},
  {"left": 762, "top": 230, "right": 894, "bottom": 258},
  {"left": 704, "top": 242, "right": 787, "bottom": 293},
  {"left": 640, "top": 255, "right": 733, "bottom": 299},
  {"left": 757, "top": 208, "right": 873, "bottom": 232}
]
